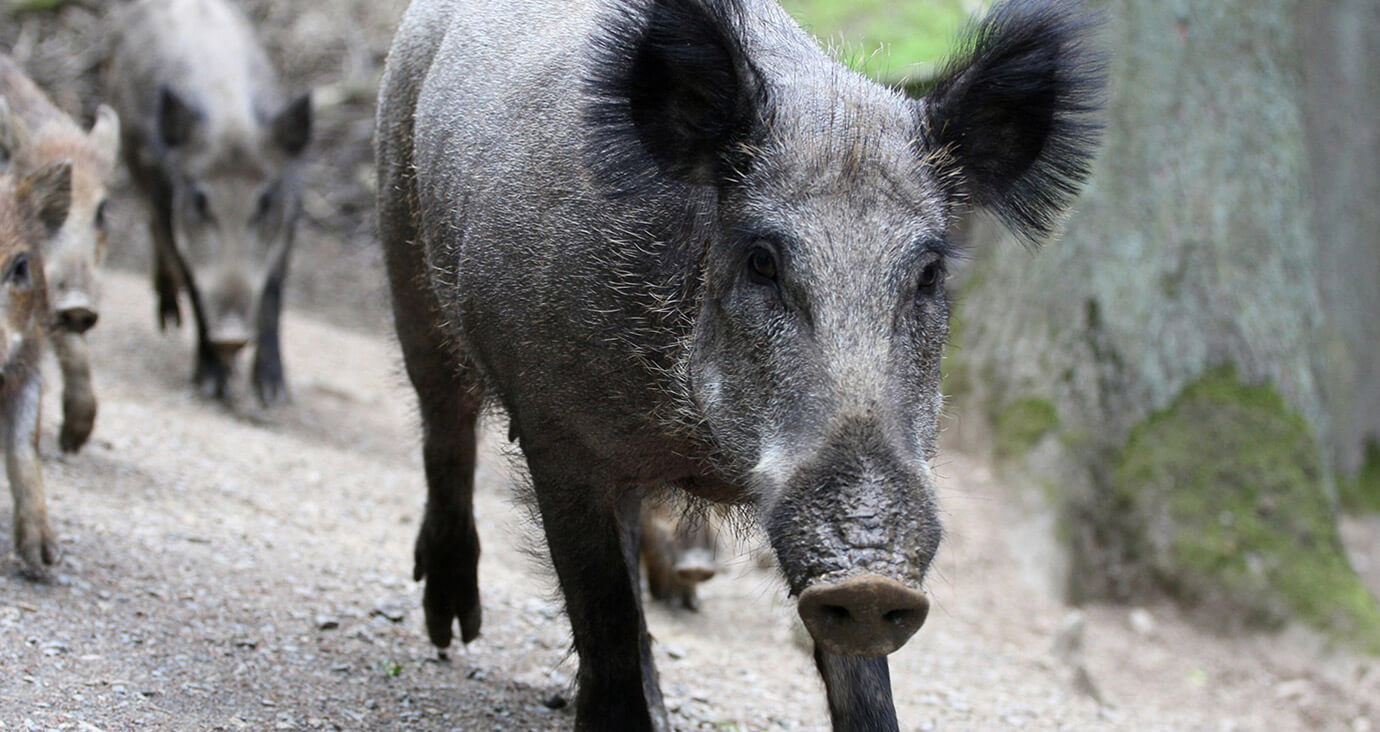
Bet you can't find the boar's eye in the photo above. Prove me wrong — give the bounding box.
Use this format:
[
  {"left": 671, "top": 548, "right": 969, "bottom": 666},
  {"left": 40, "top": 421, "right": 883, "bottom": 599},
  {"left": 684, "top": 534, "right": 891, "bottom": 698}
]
[
  {"left": 5, "top": 252, "right": 31, "bottom": 286},
  {"left": 255, "top": 188, "right": 275, "bottom": 221},
  {"left": 191, "top": 188, "right": 211, "bottom": 220},
  {"left": 917, "top": 261, "right": 945, "bottom": 294},
  {"left": 746, "top": 246, "right": 778, "bottom": 285}
]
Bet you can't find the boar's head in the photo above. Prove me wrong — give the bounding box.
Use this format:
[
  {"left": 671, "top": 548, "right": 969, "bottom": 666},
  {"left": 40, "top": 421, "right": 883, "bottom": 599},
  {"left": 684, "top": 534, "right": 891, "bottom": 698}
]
[{"left": 589, "top": 0, "right": 1103, "bottom": 656}]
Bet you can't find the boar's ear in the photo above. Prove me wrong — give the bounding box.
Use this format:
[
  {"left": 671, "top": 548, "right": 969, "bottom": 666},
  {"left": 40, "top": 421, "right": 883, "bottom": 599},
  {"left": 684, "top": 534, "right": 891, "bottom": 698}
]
[
  {"left": 19, "top": 159, "right": 73, "bottom": 235},
  {"left": 88, "top": 104, "right": 121, "bottom": 172},
  {"left": 0, "top": 97, "right": 32, "bottom": 165},
  {"left": 158, "top": 86, "right": 200, "bottom": 149},
  {"left": 586, "top": 0, "right": 764, "bottom": 191},
  {"left": 920, "top": 0, "right": 1106, "bottom": 244},
  {"left": 270, "top": 92, "right": 311, "bottom": 157}
]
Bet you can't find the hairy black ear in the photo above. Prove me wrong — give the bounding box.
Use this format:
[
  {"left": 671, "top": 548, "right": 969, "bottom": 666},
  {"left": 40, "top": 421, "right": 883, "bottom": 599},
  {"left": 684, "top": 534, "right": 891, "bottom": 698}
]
[
  {"left": 586, "top": 0, "right": 764, "bottom": 192},
  {"left": 158, "top": 86, "right": 200, "bottom": 149},
  {"left": 921, "top": 0, "right": 1106, "bottom": 244},
  {"left": 271, "top": 92, "right": 312, "bottom": 157}
]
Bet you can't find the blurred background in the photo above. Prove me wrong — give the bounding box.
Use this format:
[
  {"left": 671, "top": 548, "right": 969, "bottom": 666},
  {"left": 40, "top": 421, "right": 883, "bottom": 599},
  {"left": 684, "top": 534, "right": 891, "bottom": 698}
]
[{"left": 2, "top": 0, "right": 1378, "bottom": 727}]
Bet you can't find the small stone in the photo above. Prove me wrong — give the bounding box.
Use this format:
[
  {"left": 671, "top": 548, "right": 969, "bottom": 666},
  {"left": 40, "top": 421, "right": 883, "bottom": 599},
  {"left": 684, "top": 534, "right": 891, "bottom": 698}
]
[
  {"left": 665, "top": 644, "right": 686, "bottom": 660},
  {"left": 542, "top": 693, "right": 567, "bottom": 710},
  {"left": 1128, "top": 608, "right": 1155, "bottom": 637}
]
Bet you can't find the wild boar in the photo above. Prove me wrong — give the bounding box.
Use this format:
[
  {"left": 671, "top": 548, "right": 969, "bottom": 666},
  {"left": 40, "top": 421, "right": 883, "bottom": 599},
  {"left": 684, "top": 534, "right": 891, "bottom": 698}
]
[
  {"left": 106, "top": 0, "right": 311, "bottom": 403},
  {"left": 640, "top": 502, "right": 720, "bottom": 612},
  {"left": 0, "top": 55, "right": 120, "bottom": 452},
  {"left": 0, "top": 158, "right": 69, "bottom": 578},
  {"left": 376, "top": 0, "right": 1104, "bottom": 728}
]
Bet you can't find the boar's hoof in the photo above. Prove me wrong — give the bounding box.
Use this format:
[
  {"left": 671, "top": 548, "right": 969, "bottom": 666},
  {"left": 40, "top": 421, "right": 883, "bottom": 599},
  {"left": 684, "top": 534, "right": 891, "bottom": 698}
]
[
  {"left": 157, "top": 297, "right": 181, "bottom": 331},
  {"left": 252, "top": 360, "right": 289, "bottom": 406},
  {"left": 16, "top": 523, "right": 61, "bottom": 581},
  {"left": 59, "top": 415, "right": 95, "bottom": 453},
  {"left": 798, "top": 574, "right": 929, "bottom": 657}
]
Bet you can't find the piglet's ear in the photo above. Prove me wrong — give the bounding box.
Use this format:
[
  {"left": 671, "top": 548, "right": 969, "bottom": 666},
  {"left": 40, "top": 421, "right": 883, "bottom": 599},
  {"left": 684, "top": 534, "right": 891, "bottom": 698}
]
[
  {"left": 0, "top": 97, "right": 31, "bottom": 163},
  {"left": 89, "top": 104, "right": 122, "bottom": 173},
  {"left": 19, "top": 159, "right": 73, "bottom": 235},
  {"left": 586, "top": 0, "right": 764, "bottom": 190},
  {"left": 158, "top": 86, "right": 199, "bottom": 149},
  {"left": 921, "top": 0, "right": 1106, "bottom": 244},
  {"left": 271, "top": 92, "right": 312, "bottom": 157}
]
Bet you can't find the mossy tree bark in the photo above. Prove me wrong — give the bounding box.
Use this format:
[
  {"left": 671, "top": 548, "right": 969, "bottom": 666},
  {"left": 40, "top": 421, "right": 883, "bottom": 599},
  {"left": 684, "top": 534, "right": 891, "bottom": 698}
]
[{"left": 948, "top": 0, "right": 1380, "bottom": 647}]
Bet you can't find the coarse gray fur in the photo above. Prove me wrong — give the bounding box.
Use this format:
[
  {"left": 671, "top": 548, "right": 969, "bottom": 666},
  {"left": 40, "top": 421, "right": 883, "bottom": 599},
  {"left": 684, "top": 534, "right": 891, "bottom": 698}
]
[
  {"left": 377, "top": 0, "right": 1104, "bottom": 728},
  {"left": 106, "top": 0, "right": 310, "bottom": 403}
]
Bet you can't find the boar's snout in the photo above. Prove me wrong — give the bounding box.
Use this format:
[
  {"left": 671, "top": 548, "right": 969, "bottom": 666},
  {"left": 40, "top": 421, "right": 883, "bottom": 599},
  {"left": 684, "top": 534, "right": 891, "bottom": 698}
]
[
  {"left": 52, "top": 292, "right": 98, "bottom": 334},
  {"left": 798, "top": 574, "right": 929, "bottom": 657},
  {"left": 55, "top": 306, "right": 98, "bottom": 334},
  {"left": 672, "top": 549, "right": 717, "bottom": 584}
]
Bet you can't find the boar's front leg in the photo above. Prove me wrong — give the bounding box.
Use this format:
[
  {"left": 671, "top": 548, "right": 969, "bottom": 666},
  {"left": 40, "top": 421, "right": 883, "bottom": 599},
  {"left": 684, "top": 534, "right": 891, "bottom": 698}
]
[
  {"left": 409, "top": 365, "right": 483, "bottom": 649},
  {"left": 251, "top": 260, "right": 289, "bottom": 405},
  {"left": 529, "top": 464, "right": 667, "bottom": 732},
  {"left": 5, "top": 373, "right": 58, "bottom": 577},
  {"left": 389, "top": 265, "right": 483, "bottom": 647},
  {"left": 52, "top": 331, "right": 96, "bottom": 453},
  {"left": 815, "top": 648, "right": 900, "bottom": 732}
]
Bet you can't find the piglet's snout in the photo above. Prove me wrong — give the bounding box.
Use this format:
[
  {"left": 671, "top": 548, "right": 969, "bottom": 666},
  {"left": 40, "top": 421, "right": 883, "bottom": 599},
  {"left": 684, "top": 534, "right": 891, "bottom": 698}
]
[{"left": 798, "top": 573, "right": 929, "bottom": 657}]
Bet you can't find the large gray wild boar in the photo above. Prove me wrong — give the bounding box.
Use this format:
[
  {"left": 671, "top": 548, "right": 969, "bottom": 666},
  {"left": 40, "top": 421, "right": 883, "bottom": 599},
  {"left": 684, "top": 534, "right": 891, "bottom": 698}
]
[
  {"left": 106, "top": 0, "right": 311, "bottom": 403},
  {"left": 0, "top": 157, "right": 70, "bottom": 578},
  {"left": 377, "top": 0, "right": 1104, "bottom": 728},
  {"left": 0, "top": 55, "right": 121, "bottom": 453}
]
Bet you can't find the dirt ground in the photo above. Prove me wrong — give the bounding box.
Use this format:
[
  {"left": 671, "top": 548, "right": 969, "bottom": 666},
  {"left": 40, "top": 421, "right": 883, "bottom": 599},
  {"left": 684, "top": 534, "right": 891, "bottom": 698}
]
[
  {"left": 3, "top": 1, "right": 1380, "bottom": 730},
  {"left": 1, "top": 269, "right": 1378, "bottom": 731}
]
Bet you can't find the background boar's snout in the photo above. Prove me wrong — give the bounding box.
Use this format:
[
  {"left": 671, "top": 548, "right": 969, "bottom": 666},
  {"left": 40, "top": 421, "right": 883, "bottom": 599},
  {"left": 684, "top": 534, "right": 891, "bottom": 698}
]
[{"left": 798, "top": 573, "right": 930, "bottom": 657}]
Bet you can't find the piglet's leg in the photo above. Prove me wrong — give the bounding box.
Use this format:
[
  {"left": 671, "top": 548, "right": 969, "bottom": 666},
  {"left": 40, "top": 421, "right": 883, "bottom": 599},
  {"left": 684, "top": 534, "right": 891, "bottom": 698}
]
[
  {"left": 53, "top": 331, "right": 96, "bottom": 453},
  {"left": 5, "top": 374, "right": 58, "bottom": 577}
]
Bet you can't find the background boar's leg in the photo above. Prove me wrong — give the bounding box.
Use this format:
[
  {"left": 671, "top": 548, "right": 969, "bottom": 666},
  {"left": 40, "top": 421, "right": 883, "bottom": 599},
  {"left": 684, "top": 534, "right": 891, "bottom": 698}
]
[
  {"left": 531, "top": 473, "right": 667, "bottom": 731},
  {"left": 251, "top": 262, "right": 289, "bottom": 405},
  {"left": 5, "top": 374, "right": 57, "bottom": 577},
  {"left": 814, "top": 647, "right": 900, "bottom": 732},
  {"left": 52, "top": 330, "right": 95, "bottom": 452}
]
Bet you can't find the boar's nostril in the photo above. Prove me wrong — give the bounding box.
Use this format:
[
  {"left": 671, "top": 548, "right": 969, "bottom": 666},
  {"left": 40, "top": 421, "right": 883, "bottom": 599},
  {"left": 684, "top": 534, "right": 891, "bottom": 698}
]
[
  {"left": 57, "top": 307, "right": 99, "bottom": 334},
  {"left": 797, "top": 574, "right": 929, "bottom": 657}
]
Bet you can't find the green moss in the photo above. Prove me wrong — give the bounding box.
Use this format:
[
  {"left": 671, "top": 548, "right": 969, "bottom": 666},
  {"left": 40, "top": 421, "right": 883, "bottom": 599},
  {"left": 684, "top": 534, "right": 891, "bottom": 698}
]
[
  {"left": 993, "top": 396, "right": 1060, "bottom": 460},
  {"left": 1339, "top": 439, "right": 1380, "bottom": 514},
  {"left": 779, "top": 0, "right": 977, "bottom": 86},
  {"left": 1111, "top": 366, "right": 1380, "bottom": 650}
]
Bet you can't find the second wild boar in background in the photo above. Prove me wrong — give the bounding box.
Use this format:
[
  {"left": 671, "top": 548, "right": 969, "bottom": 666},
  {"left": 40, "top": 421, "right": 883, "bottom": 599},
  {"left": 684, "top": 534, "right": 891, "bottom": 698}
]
[
  {"left": 105, "top": 0, "right": 311, "bottom": 404},
  {"left": 0, "top": 55, "right": 120, "bottom": 453}
]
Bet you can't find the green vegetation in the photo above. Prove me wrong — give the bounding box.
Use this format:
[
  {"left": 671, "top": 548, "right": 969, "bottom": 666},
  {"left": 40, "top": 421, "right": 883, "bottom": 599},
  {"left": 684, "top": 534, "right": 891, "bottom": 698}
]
[
  {"left": 780, "top": 0, "right": 981, "bottom": 85},
  {"left": 1339, "top": 439, "right": 1380, "bottom": 514},
  {"left": 993, "top": 396, "right": 1060, "bottom": 460},
  {"left": 1111, "top": 367, "right": 1380, "bottom": 650}
]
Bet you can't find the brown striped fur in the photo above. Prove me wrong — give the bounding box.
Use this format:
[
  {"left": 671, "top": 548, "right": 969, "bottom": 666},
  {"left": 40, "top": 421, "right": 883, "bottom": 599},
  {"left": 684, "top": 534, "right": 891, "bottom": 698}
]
[
  {"left": 0, "top": 53, "right": 120, "bottom": 453},
  {"left": 0, "top": 158, "right": 70, "bottom": 578}
]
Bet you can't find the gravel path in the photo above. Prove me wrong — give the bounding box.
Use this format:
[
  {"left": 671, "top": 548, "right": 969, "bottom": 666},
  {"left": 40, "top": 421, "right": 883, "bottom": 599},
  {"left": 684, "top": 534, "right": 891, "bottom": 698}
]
[{"left": 0, "top": 269, "right": 1376, "bottom": 731}]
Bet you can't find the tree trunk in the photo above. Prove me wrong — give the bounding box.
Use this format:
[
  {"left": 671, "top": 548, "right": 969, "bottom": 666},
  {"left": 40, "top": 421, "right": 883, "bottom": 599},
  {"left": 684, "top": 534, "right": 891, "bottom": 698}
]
[{"left": 947, "top": 0, "right": 1380, "bottom": 648}]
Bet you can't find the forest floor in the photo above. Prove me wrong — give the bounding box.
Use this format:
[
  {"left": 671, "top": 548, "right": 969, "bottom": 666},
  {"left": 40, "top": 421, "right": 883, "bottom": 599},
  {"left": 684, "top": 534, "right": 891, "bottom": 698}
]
[
  {"left": 0, "top": 268, "right": 1377, "bottom": 730},
  {"left": 2, "top": 0, "right": 1380, "bottom": 729}
]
